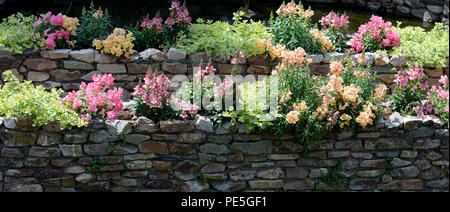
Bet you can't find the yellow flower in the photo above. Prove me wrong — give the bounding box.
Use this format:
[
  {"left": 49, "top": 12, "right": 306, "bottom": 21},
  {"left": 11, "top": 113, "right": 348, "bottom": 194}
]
[{"left": 92, "top": 28, "right": 135, "bottom": 58}]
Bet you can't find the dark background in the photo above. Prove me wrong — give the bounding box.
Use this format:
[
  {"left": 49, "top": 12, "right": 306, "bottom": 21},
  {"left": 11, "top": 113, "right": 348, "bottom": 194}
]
[{"left": 0, "top": 0, "right": 432, "bottom": 31}]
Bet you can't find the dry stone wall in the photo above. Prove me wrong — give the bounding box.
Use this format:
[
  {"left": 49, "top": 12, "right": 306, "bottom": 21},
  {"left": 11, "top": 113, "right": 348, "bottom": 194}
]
[
  {"left": 0, "top": 114, "right": 448, "bottom": 192},
  {"left": 1, "top": 48, "right": 448, "bottom": 101}
]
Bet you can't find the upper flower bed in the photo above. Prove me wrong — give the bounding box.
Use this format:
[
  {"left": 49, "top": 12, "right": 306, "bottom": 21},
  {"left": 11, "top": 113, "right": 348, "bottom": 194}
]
[{"left": 0, "top": 1, "right": 449, "bottom": 143}]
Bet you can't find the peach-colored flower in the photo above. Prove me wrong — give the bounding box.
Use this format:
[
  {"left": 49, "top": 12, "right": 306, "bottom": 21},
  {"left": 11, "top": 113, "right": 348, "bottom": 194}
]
[{"left": 286, "top": 110, "right": 300, "bottom": 124}]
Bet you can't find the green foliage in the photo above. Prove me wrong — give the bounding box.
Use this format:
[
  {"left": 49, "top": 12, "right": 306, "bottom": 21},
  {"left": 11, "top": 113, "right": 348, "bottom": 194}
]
[
  {"left": 321, "top": 159, "right": 352, "bottom": 189},
  {"left": 0, "top": 13, "right": 42, "bottom": 54},
  {"left": 177, "top": 12, "right": 270, "bottom": 56},
  {"left": 383, "top": 156, "right": 394, "bottom": 174},
  {"left": 390, "top": 87, "right": 422, "bottom": 115},
  {"left": 271, "top": 66, "right": 327, "bottom": 143},
  {"left": 128, "top": 24, "right": 159, "bottom": 52},
  {"left": 223, "top": 79, "right": 276, "bottom": 133},
  {"left": 391, "top": 23, "right": 449, "bottom": 68},
  {"left": 90, "top": 156, "right": 106, "bottom": 172},
  {"left": 269, "top": 9, "right": 321, "bottom": 53},
  {"left": 76, "top": 2, "right": 113, "bottom": 49},
  {"left": 132, "top": 97, "right": 179, "bottom": 123},
  {"left": 0, "top": 71, "right": 87, "bottom": 130}
]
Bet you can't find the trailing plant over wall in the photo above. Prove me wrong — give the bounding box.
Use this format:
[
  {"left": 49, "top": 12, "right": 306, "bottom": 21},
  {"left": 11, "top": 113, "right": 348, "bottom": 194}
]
[
  {"left": 0, "top": 71, "right": 86, "bottom": 130},
  {"left": 0, "top": 13, "right": 42, "bottom": 54},
  {"left": 391, "top": 23, "right": 449, "bottom": 68}
]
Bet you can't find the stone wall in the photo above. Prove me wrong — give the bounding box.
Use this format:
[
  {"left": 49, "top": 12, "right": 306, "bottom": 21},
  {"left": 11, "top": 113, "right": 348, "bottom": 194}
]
[
  {"left": 1, "top": 48, "right": 448, "bottom": 101},
  {"left": 0, "top": 114, "right": 448, "bottom": 192},
  {"left": 307, "top": 0, "right": 449, "bottom": 24}
]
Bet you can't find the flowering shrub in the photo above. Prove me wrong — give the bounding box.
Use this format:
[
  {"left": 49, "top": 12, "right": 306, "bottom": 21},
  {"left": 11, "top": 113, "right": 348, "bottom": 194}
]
[
  {"left": 315, "top": 58, "right": 385, "bottom": 129},
  {"left": 132, "top": 0, "right": 192, "bottom": 51},
  {"left": 0, "top": 13, "right": 42, "bottom": 54},
  {"left": 76, "top": 3, "right": 113, "bottom": 49},
  {"left": 34, "top": 12, "right": 79, "bottom": 49},
  {"left": 63, "top": 74, "right": 123, "bottom": 122},
  {"left": 389, "top": 67, "right": 428, "bottom": 115},
  {"left": 269, "top": 1, "right": 327, "bottom": 54},
  {"left": 310, "top": 29, "right": 335, "bottom": 53},
  {"left": 390, "top": 67, "right": 449, "bottom": 123},
  {"left": 319, "top": 12, "right": 349, "bottom": 52},
  {"left": 92, "top": 28, "right": 135, "bottom": 57},
  {"left": 391, "top": 23, "right": 449, "bottom": 68},
  {"left": 0, "top": 71, "right": 86, "bottom": 129},
  {"left": 417, "top": 76, "right": 449, "bottom": 123},
  {"left": 177, "top": 12, "right": 270, "bottom": 56},
  {"left": 350, "top": 15, "right": 399, "bottom": 53},
  {"left": 132, "top": 71, "right": 198, "bottom": 122}
]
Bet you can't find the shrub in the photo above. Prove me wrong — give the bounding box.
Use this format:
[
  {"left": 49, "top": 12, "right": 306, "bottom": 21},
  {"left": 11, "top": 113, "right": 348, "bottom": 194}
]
[
  {"left": 269, "top": 1, "right": 327, "bottom": 54},
  {"left": 62, "top": 74, "right": 124, "bottom": 122},
  {"left": 33, "top": 11, "right": 79, "bottom": 49},
  {"left": 417, "top": 76, "right": 448, "bottom": 123},
  {"left": 0, "top": 13, "right": 42, "bottom": 54},
  {"left": 0, "top": 71, "right": 86, "bottom": 130},
  {"left": 224, "top": 48, "right": 327, "bottom": 143},
  {"left": 92, "top": 28, "right": 135, "bottom": 57},
  {"left": 389, "top": 67, "right": 449, "bottom": 123},
  {"left": 319, "top": 12, "right": 350, "bottom": 53},
  {"left": 132, "top": 71, "right": 198, "bottom": 122},
  {"left": 76, "top": 2, "right": 113, "bottom": 49},
  {"left": 271, "top": 63, "right": 327, "bottom": 143},
  {"left": 391, "top": 23, "right": 449, "bottom": 68},
  {"left": 177, "top": 11, "right": 270, "bottom": 56},
  {"left": 316, "top": 57, "right": 386, "bottom": 130},
  {"left": 350, "top": 15, "right": 399, "bottom": 53},
  {"left": 131, "top": 0, "right": 192, "bottom": 51}
]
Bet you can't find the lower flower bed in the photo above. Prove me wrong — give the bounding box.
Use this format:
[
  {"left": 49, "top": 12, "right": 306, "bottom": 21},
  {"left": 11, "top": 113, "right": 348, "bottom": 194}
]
[{"left": 0, "top": 114, "right": 448, "bottom": 192}]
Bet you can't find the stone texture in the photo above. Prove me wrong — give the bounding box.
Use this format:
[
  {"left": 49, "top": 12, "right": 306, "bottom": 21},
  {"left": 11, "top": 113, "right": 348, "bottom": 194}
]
[
  {"left": 0, "top": 130, "right": 36, "bottom": 147},
  {"left": 63, "top": 60, "right": 94, "bottom": 70},
  {"left": 412, "top": 8, "right": 439, "bottom": 22},
  {"left": 27, "top": 71, "right": 49, "bottom": 81},
  {"left": 162, "top": 62, "right": 187, "bottom": 74},
  {"left": 40, "top": 49, "right": 70, "bottom": 59},
  {"left": 70, "top": 49, "right": 94, "bottom": 63},
  {"left": 139, "top": 141, "right": 169, "bottom": 155},
  {"left": 23, "top": 58, "right": 57, "bottom": 71},
  {"left": 97, "top": 64, "right": 126, "bottom": 73},
  {"left": 49, "top": 69, "right": 81, "bottom": 82}
]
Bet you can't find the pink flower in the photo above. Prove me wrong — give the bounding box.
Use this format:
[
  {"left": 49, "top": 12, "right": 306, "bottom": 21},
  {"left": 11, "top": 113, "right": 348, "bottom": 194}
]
[
  {"left": 62, "top": 74, "right": 123, "bottom": 121},
  {"left": 394, "top": 71, "right": 410, "bottom": 90},
  {"left": 439, "top": 75, "right": 448, "bottom": 88},
  {"left": 408, "top": 67, "right": 424, "bottom": 81},
  {"left": 50, "top": 14, "right": 64, "bottom": 26},
  {"left": 34, "top": 18, "right": 42, "bottom": 27}
]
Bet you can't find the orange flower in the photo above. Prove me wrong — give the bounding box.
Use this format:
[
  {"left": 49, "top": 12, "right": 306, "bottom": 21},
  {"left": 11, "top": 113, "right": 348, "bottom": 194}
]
[
  {"left": 329, "top": 61, "right": 343, "bottom": 77},
  {"left": 286, "top": 110, "right": 300, "bottom": 124},
  {"left": 374, "top": 84, "right": 388, "bottom": 101},
  {"left": 342, "top": 85, "right": 361, "bottom": 103}
]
